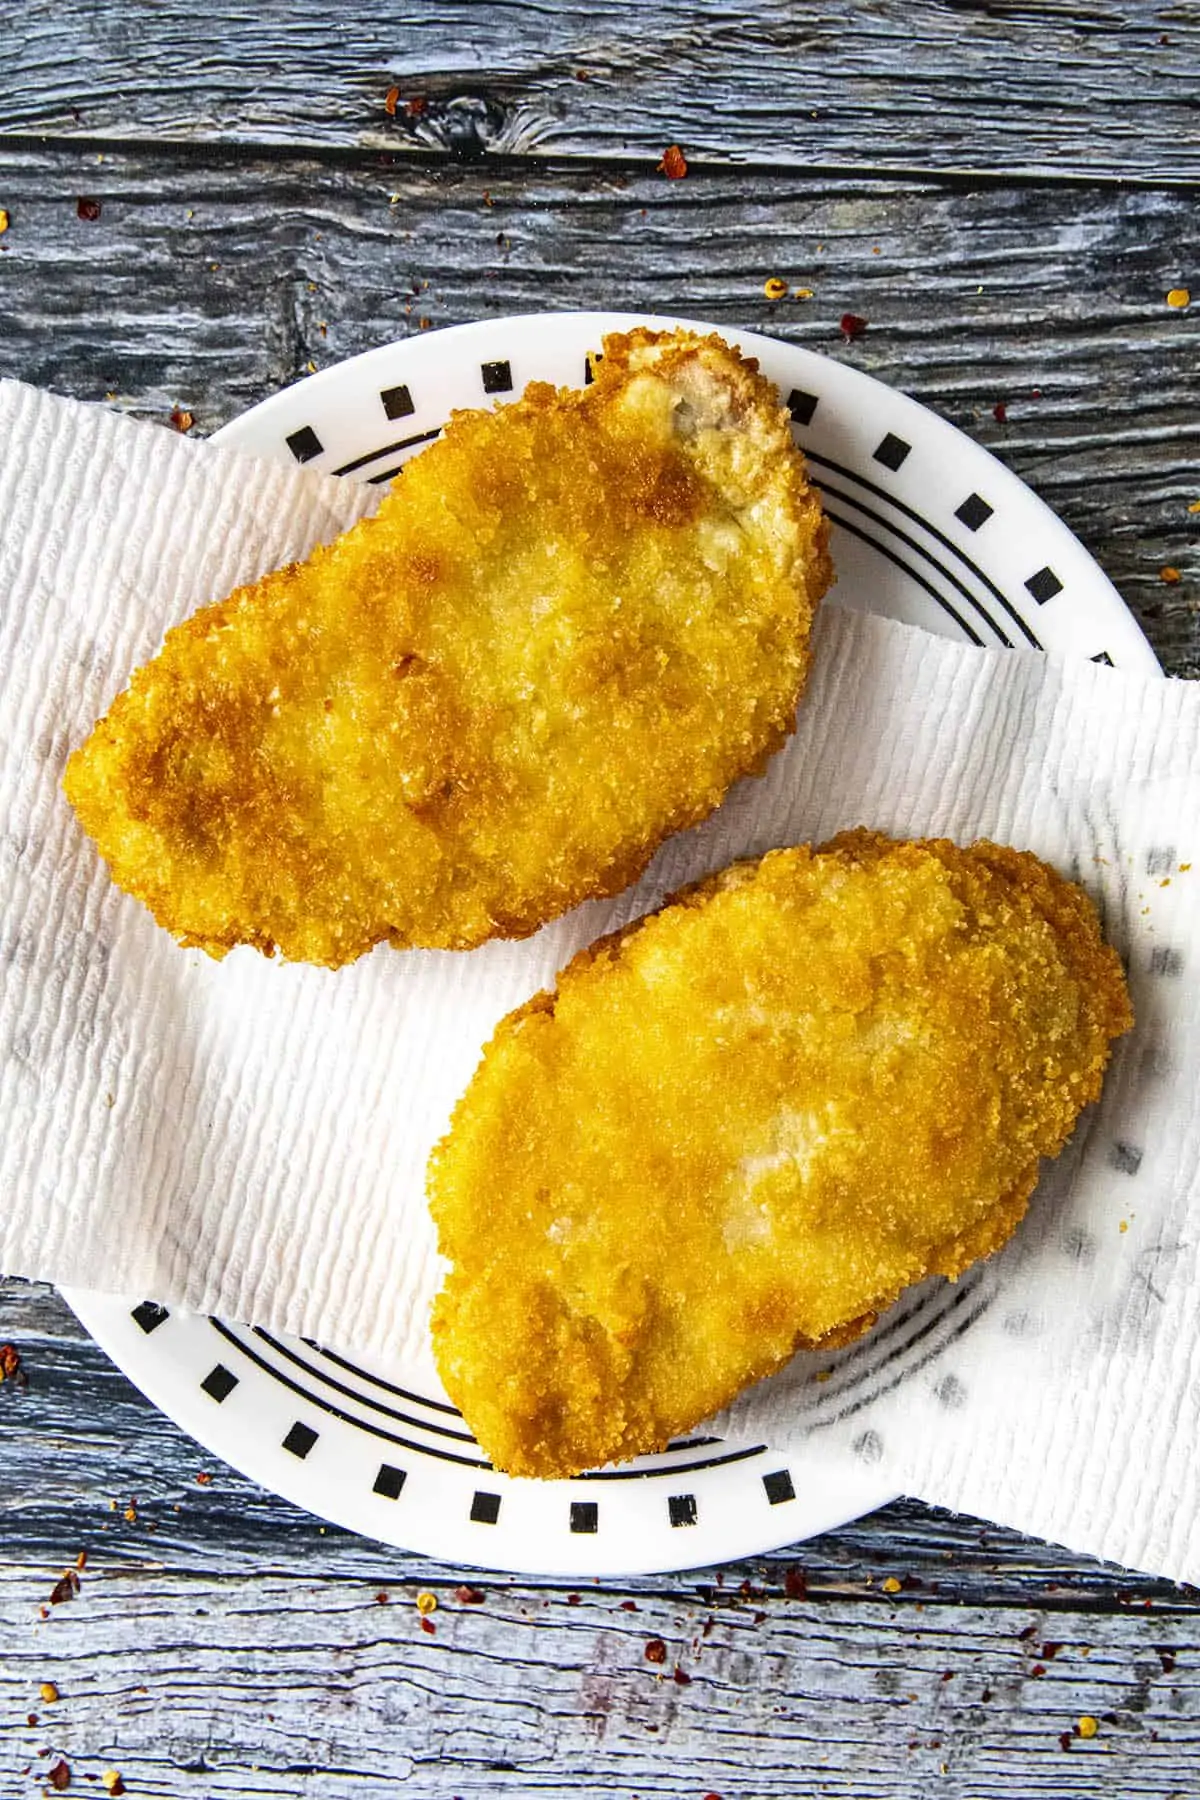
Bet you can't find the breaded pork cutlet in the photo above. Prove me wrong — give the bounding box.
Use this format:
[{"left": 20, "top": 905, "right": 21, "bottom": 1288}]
[
  {"left": 63, "top": 329, "right": 831, "bottom": 967},
  {"left": 429, "top": 831, "right": 1132, "bottom": 1478}
]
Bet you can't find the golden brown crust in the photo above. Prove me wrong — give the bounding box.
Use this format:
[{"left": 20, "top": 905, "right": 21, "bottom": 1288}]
[
  {"left": 428, "top": 831, "right": 1132, "bottom": 1478},
  {"left": 63, "top": 328, "right": 831, "bottom": 967}
]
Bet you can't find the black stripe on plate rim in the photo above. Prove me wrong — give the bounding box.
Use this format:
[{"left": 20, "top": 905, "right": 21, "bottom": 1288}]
[
  {"left": 333, "top": 427, "right": 442, "bottom": 478},
  {"left": 251, "top": 1327, "right": 478, "bottom": 1445},
  {"left": 804, "top": 449, "right": 1043, "bottom": 650},
  {"left": 823, "top": 511, "right": 985, "bottom": 647},
  {"left": 801, "top": 1270, "right": 989, "bottom": 1410},
  {"left": 818, "top": 483, "right": 1014, "bottom": 649}
]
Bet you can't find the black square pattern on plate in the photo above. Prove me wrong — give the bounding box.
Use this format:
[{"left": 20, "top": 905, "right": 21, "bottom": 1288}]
[
  {"left": 481, "top": 359, "right": 513, "bottom": 395},
  {"left": 201, "top": 1364, "right": 239, "bottom": 1403},
  {"left": 283, "top": 1422, "right": 319, "bottom": 1459},
  {"left": 1091, "top": 651, "right": 1114, "bottom": 667},
  {"left": 668, "top": 1493, "right": 698, "bottom": 1528},
  {"left": 1025, "top": 566, "right": 1064, "bottom": 605},
  {"left": 131, "top": 1300, "right": 169, "bottom": 1335},
  {"left": 873, "top": 432, "right": 911, "bottom": 472},
  {"left": 955, "top": 493, "right": 993, "bottom": 532},
  {"left": 471, "top": 1489, "right": 502, "bottom": 1524},
  {"left": 285, "top": 425, "right": 324, "bottom": 464},
  {"left": 787, "top": 388, "right": 819, "bottom": 426},
  {"left": 570, "top": 1500, "right": 599, "bottom": 1534},
  {"left": 373, "top": 1463, "right": 407, "bottom": 1500},
  {"left": 762, "top": 1468, "right": 796, "bottom": 1506},
  {"left": 380, "top": 382, "right": 415, "bottom": 421}
]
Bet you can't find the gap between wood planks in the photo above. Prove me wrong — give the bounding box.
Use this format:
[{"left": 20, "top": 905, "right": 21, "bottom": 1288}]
[{"left": 3, "top": 130, "right": 1199, "bottom": 194}]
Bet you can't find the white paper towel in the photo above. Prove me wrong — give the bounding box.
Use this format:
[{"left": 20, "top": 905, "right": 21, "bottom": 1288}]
[{"left": 3, "top": 378, "right": 1199, "bottom": 1578}]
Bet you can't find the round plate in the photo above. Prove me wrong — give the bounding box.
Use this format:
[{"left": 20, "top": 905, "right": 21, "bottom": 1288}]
[{"left": 62, "top": 311, "right": 1159, "bottom": 1577}]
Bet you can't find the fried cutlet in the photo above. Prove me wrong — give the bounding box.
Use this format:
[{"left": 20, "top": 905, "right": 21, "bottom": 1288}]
[
  {"left": 63, "top": 329, "right": 831, "bottom": 966},
  {"left": 428, "top": 831, "right": 1133, "bottom": 1478}
]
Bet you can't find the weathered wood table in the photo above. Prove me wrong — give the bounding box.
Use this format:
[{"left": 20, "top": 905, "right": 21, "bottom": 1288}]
[{"left": 1, "top": 7, "right": 1197, "bottom": 1795}]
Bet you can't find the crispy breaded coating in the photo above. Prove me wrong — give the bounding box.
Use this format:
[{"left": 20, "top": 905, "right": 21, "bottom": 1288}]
[
  {"left": 63, "top": 329, "right": 830, "bottom": 966},
  {"left": 429, "top": 832, "right": 1133, "bottom": 1478}
]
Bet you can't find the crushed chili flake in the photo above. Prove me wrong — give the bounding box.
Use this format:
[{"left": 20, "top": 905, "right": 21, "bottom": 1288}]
[
  {"left": 404, "top": 96, "right": 428, "bottom": 118},
  {"left": 1058, "top": 1730, "right": 1074, "bottom": 1751},
  {"left": 658, "top": 144, "right": 688, "bottom": 181},
  {"left": 39, "top": 1682, "right": 59, "bottom": 1704},
  {"left": 881, "top": 1576, "right": 902, "bottom": 1594},
  {"left": 169, "top": 407, "right": 194, "bottom": 434},
  {"left": 1018, "top": 1623, "right": 1038, "bottom": 1640},
  {"left": 415, "top": 1590, "right": 437, "bottom": 1615},
  {"left": 0, "top": 1342, "right": 23, "bottom": 1383},
  {"left": 840, "top": 312, "right": 868, "bottom": 342},
  {"left": 993, "top": 401, "right": 1008, "bottom": 423},
  {"left": 419, "top": 1615, "right": 436, "bottom": 1634},
  {"left": 1158, "top": 1648, "right": 1177, "bottom": 1673},
  {"left": 1031, "top": 1663, "right": 1047, "bottom": 1678},
  {"left": 1160, "top": 566, "right": 1182, "bottom": 584},
  {"left": 1188, "top": 500, "right": 1200, "bottom": 514},
  {"left": 794, "top": 287, "right": 814, "bottom": 299},
  {"left": 195, "top": 1472, "right": 212, "bottom": 1486},
  {"left": 1078, "top": 1715, "right": 1099, "bottom": 1738},
  {"left": 49, "top": 1570, "right": 80, "bottom": 1605},
  {"left": 644, "top": 1637, "right": 667, "bottom": 1664},
  {"left": 1166, "top": 288, "right": 1190, "bottom": 309},
  {"left": 375, "top": 1591, "right": 389, "bottom": 1605},
  {"left": 620, "top": 1600, "right": 639, "bottom": 1612},
  {"left": 455, "top": 1586, "right": 485, "bottom": 1604},
  {"left": 940, "top": 1670, "right": 955, "bottom": 1682},
  {"left": 26, "top": 1714, "right": 37, "bottom": 1727},
  {"left": 76, "top": 198, "right": 101, "bottom": 222},
  {"left": 0, "top": 208, "right": 9, "bottom": 235},
  {"left": 75, "top": 1552, "right": 87, "bottom": 1572},
  {"left": 784, "top": 1567, "right": 807, "bottom": 1600},
  {"left": 1041, "top": 1641, "right": 1063, "bottom": 1659},
  {"left": 566, "top": 1593, "right": 581, "bottom": 1605},
  {"left": 102, "top": 1774, "right": 126, "bottom": 1797},
  {"left": 48, "top": 1761, "right": 71, "bottom": 1792},
  {"left": 673, "top": 1665, "right": 692, "bottom": 1685},
  {"left": 763, "top": 276, "right": 788, "bottom": 302},
  {"left": 384, "top": 85, "right": 400, "bottom": 116}
]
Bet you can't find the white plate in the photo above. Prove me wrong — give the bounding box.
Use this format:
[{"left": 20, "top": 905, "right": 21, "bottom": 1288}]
[{"left": 63, "top": 311, "right": 1159, "bottom": 1576}]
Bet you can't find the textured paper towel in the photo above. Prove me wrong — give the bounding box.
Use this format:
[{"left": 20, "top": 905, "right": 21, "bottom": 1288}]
[{"left": 3, "top": 378, "right": 1199, "bottom": 1578}]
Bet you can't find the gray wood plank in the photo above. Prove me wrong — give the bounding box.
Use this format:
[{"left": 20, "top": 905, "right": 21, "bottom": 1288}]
[
  {"left": 0, "top": 146, "right": 1195, "bottom": 670},
  {"left": 3, "top": 1, "right": 1200, "bottom": 183},
  {"left": 2, "top": 1551, "right": 1197, "bottom": 1797}
]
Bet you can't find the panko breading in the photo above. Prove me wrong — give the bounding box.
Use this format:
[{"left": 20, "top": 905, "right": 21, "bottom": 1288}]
[
  {"left": 429, "top": 831, "right": 1133, "bottom": 1478},
  {"left": 63, "top": 329, "right": 830, "bottom": 966}
]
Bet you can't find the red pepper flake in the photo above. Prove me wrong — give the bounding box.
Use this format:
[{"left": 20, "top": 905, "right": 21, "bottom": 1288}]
[
  {"left": 419, "top": 1616, "right": 436, "bottom": 1635},
  {"left": 620, "top": 1600, "right": 639, "bottom": 1612},
  {"left": 658, "top": 144, "right": 688, "bottom": 181},
  {"left": 673, "top": 1665, "right": 692, "bottom": 1686},
  {"left": 1018, "top": 1624, "right": 1038, "bottom": 1641},
  {"left": 169, "top": 407, "right": 194, "bottom": 434},
  {"left": 1031, "top": 1663, "right": 1047, "bottom": 1678},
  {"left": 566, "top": 1593, "right": 581, "bottom": 1605},
  {"left": 644, "top": 1637, "right": 667, "bottom": 1664},
  {"left": 702, "top": 1616, "right": 714, "bottom": 1637},
  {"left": 455, "top": 1586, "right": 485, "bottom": 1605},
  {"left": 993, "top": 401, "right": 1008, "bottom": 423},
  {"left": 383, "top": 86, "right": 400, "bottom": 116},
  {"left": 1159, "top": 1648, "right": 1177, "bottom": 1673},
  {"left": 195, "top": 1471, "right": 212, "bottom": 1486},
  {"left": 374, "top": 1591, "right": 389, "bottom": 1605},
  {"left": 784, "top": 1566, "right": 807, "bottom": 1600},
  {"left": 839, "top": 312, "right": 868, "bottom": 342},
  {"left": 1160, "top": 566, "right": 1182, "bottom": 584},
  {"left": 48, "top": 1761, "right": 71, "bottom": 1792},
  {"left": 26, "top": 1714, "right": 37, "bottom": 1727},
  {"left": 404, "top": 96, "right": 428, "bottom": 119},
  {"left": 941, "top": 1670, "right": 955, "bottom": 1682},
  {"left": 49, "top": 1570, "right": 80, "bottom": 1605},
  {"left": 76, "top": 198, "right": 101, "bottom": 222},
  {"left": 980, "top": 1688, "right": 992, "bottom": 1702},
  {"left": 1041, "top": 1641, "right": 1063, "bottom": 1659},
  {"left": 1059, "top": 1730, "right": 1075, "bottom": 1751},
  {"left": 0, "top": 1342, "right": 24, "bottom": 1384}
]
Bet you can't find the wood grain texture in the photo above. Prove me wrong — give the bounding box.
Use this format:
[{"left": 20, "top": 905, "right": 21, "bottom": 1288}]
[
  {"left": 4, "top": 1, "right": 1200, "bottom": 183},
  {"left": 3, "top": 1281, "right": 1199, "bottom": 1799},
  {"left": 0, "top": 146, "right": 1196, "bottom": 671}
]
